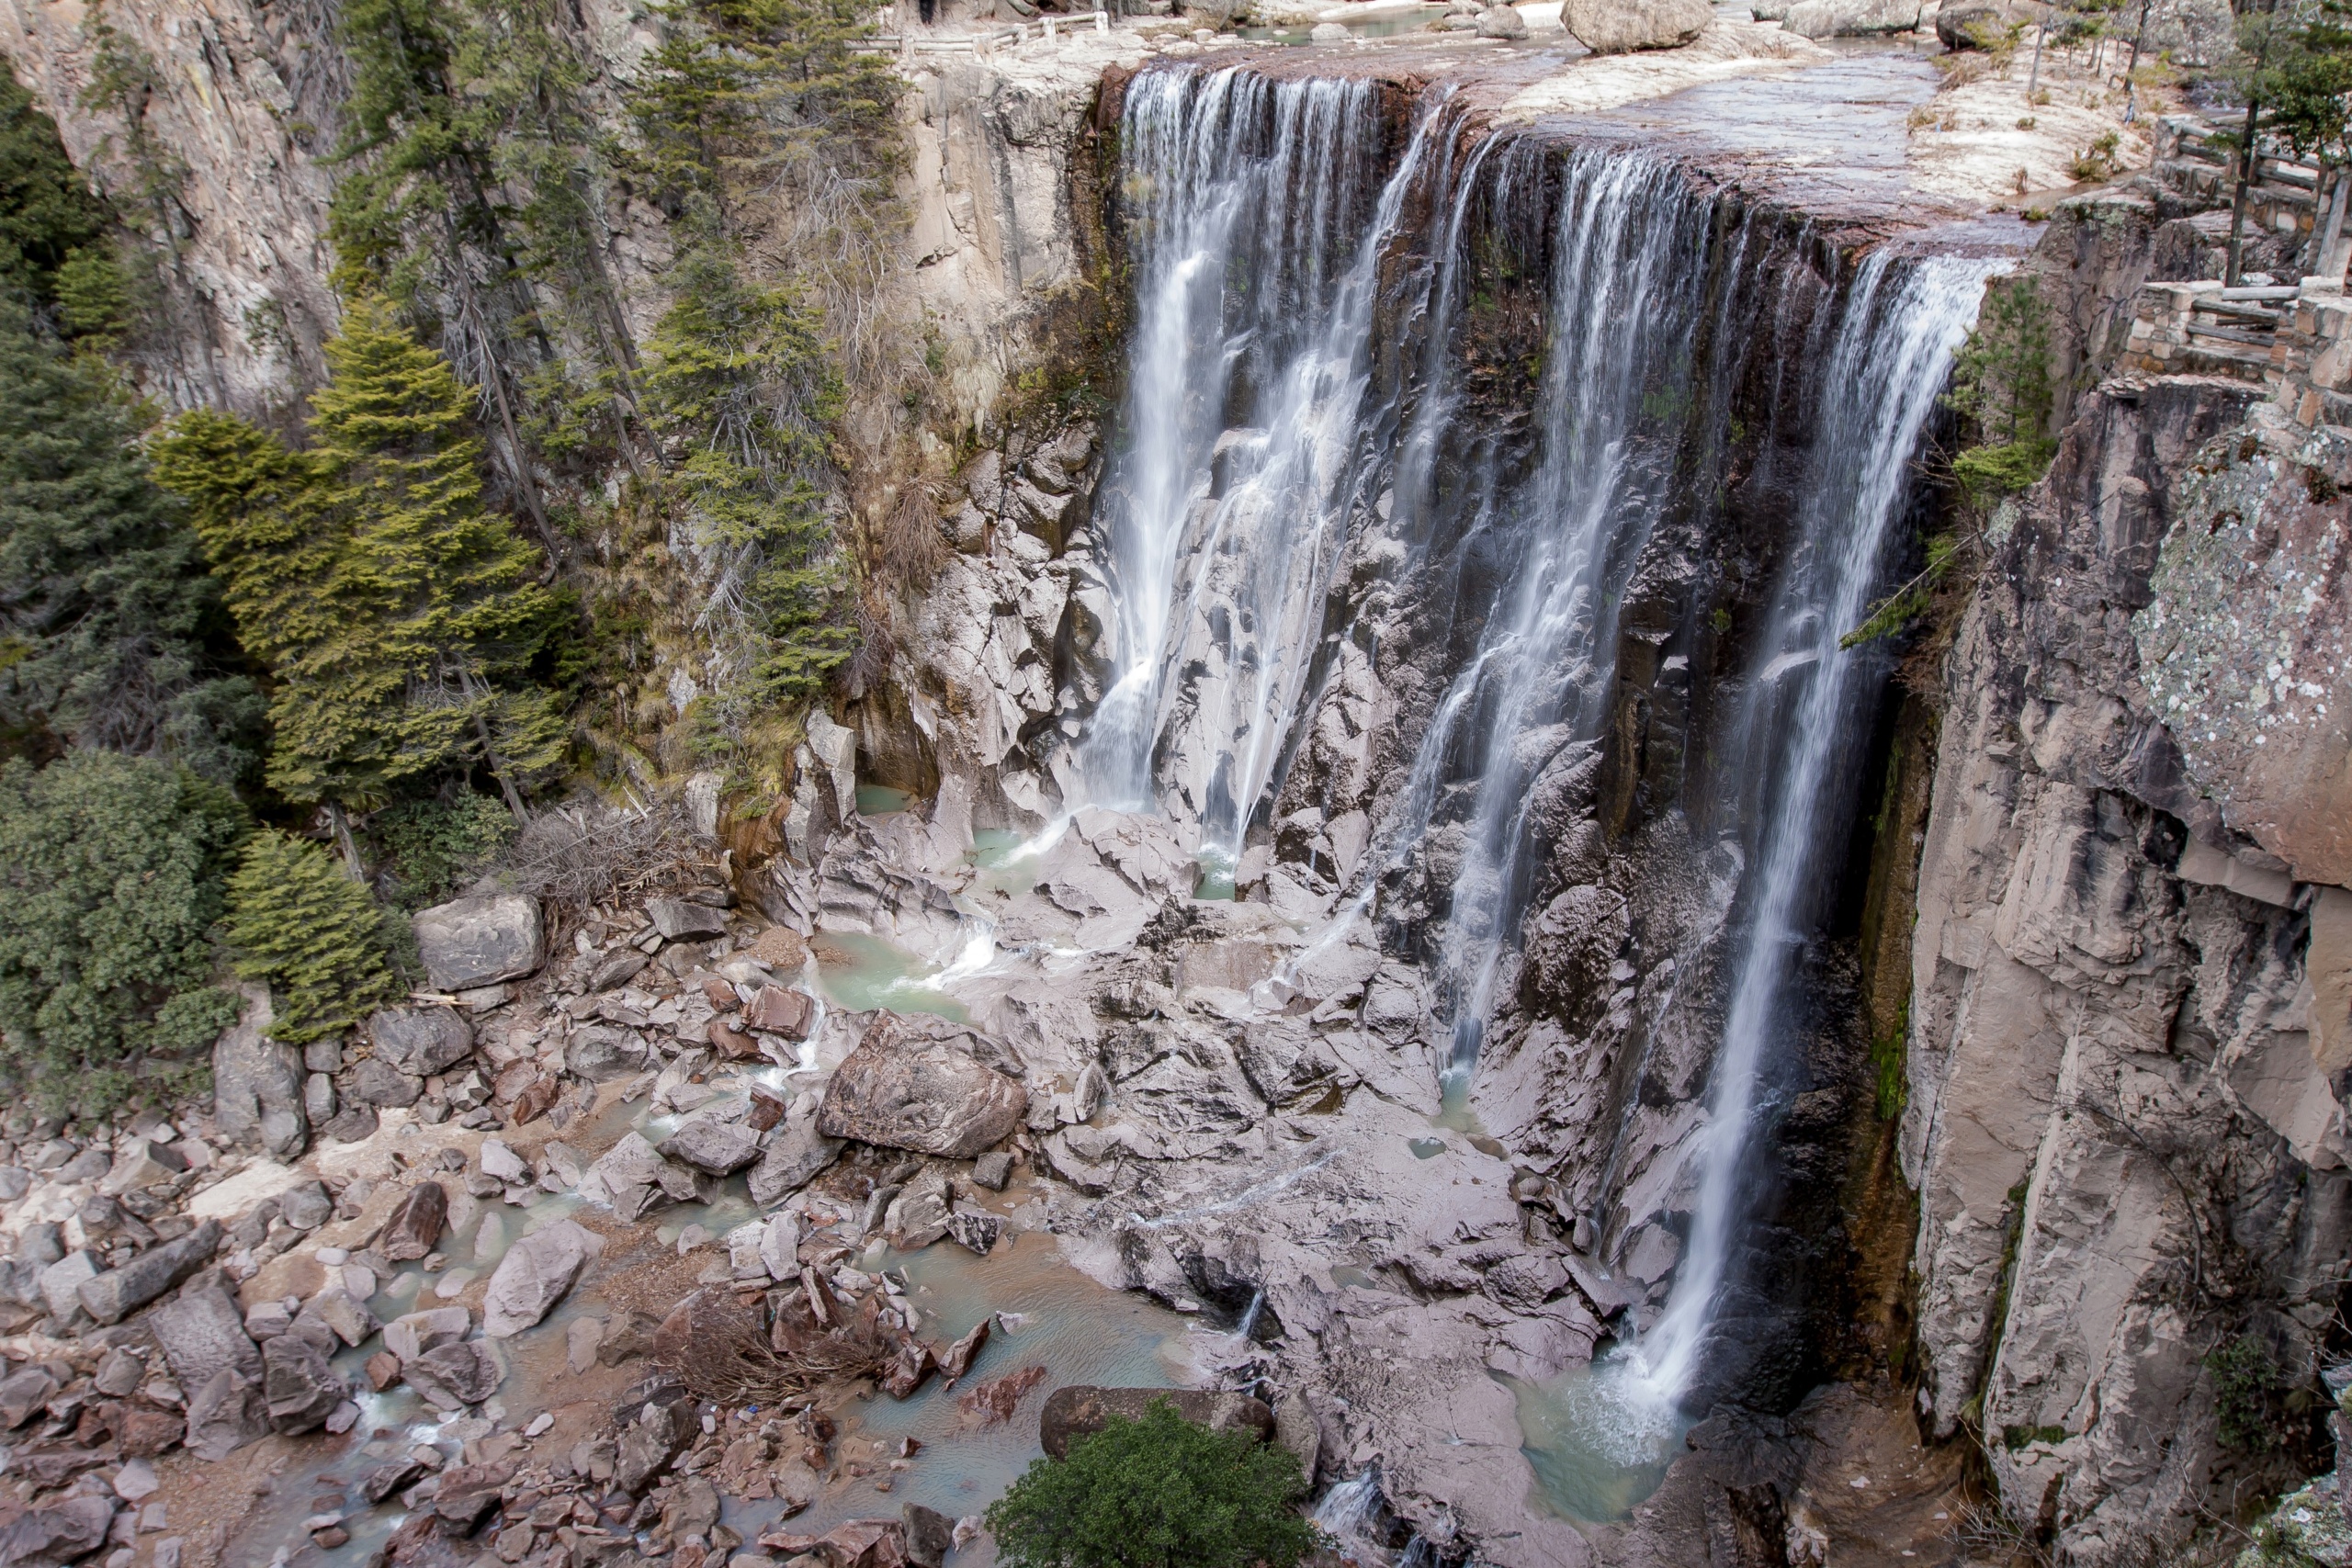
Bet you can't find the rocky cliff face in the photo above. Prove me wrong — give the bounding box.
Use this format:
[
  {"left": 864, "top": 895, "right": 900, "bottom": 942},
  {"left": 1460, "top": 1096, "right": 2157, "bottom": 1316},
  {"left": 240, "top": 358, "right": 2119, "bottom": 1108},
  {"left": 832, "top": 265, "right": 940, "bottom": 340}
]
[{"left": 1905, "top": 365, "right": 2352, "bottom": 1558}]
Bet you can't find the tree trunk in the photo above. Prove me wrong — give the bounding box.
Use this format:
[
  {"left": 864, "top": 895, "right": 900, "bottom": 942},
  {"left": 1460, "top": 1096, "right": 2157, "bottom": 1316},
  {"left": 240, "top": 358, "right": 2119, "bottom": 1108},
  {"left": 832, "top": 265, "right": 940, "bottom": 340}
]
[
  {"left": 2227, "top": 96, "right": 2264, "bottom": 285},
  {"left": 325, "top": 801, "right": 367, "bottom": 880}
]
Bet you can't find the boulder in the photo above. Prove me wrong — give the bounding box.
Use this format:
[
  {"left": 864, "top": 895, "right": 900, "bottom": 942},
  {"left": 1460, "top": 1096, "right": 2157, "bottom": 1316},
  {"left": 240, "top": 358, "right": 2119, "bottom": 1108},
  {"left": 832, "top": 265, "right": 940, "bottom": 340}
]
[
  {"left": 904, "top": 1506, "right": 955, "bottom": 1568},
  {"left": 1561, "top": 0, "right": 1710, "bottom": 50},
  {"left": 945, "top": 1211, "right": 1001, "bottom": 1257},
  {"left": 483, "top": 1221, "right": 593, "bottom": 1337},
  {"left": 212, "top": 986, "right": 307, "bottom": 1156},
  {"left": 970, "top": 1151, "right": 1013, "bottom": 1191},
  {"left": 297, "top": 1287, "right": 379, "bottom": 1348},
  {"left": 279, "top": 1180, "right": 332, "bottom": 1229},
  {"left": 1038, "top": 1387, "right": 1275, "bottom": 1459},
  {"left": 262, "top": 1333, "right": 347, "bottom": 1434},
  {"left": 658, "top": 1118, "right": 763, "bottom": 1176},
  {"left": 816, "top": 1012, "right": 1027, "bottom": 1160},
  {"left": 369, "top": 1006, "right": 476, "bottom": 1077},
  {"left": 579, "top": 1132, "right": 695, "bottom": 1221},
  {"left": 405, "top": 1340, "right": 503, "bottom": 1410},
  {"left": 760, "top": 1213, "right": 802, "bottom": 1281},
  {"left": 96, "top": 1137, "right": 187, "bottom": 1197},
  {"left": 1476, "top": 5, "right": 1529, "bottom": 36},
  {"left": 185, "top": 1368, "right": 270, "bottom": 1461},
  {"left": 379, "top": 1180, "right": 449, "bottom": 1261},
  {"left": 0, "top": 1496, "right": 116, "bottom": 1566},
  {"left": 750, "top": 1111, "right": 844, "bottom": 1203},
  {"left": 589, "top": 949, "right": 650, "bottom": 991},
  {"left": 147, "top": 1285, "right": 263, "bottom": 1389},
  {"left": 36, "top": 1250, "right": 97, "bottom": 1321},
  {"left": 323, "top": 1105, "right": 379, "bottom": 1144},
  {"left": 616, "top": 1402, "right": 689, "bottom": 1494},
  {"left": 433, "top": 1462, "right": 513, "bottom": 1533},
  {"left": 746, "top": 986, "right": 816, "bottom": 1040},
  {"left": 385, "top": 1305, "right": 473, "bottom": 1363},
  {"left": 939, "top": 1317, "right": 990, "bottom": 1383},
  {"left": 75, "top": 1221, "right": 222, "bottom": 1325},
  {"left": 567, "top": 1024, "right": 650, "bottom": 1082},
  {"left": 646, "top": 898, "right": 729, "bottom": 942},
  {"left": 348, "top": 1056, "right": 423, "bottom": 1109},
  {"left": 413, "top": 895, "right": 545, "bottom": 992},
  {"left": 0, "top": 1367, "right": 55, "bottom": 1428},
  {"left": 479, "top": 1137, "right": 529, "bottom": 1183},
  {"left": 1781, "top": 0, "right": 1919, "bottom": 33}
]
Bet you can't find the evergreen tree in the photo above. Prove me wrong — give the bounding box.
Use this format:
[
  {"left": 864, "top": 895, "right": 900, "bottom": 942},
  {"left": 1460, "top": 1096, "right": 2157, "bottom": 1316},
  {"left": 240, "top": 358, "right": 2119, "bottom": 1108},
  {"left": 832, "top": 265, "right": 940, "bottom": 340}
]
[
  {"left": 153, "top": 299, "right": 568, "bottom": 818},
  {"left": 985, "top": 1402, "right": 1320, "bottom": 1568},
  {"left": 0, "top": 750, "right": 246, "bottom": 1113},
  {"left": 0, "top": 65, "right": 107, "bottom": 308},
  {"left": 221, "top": 829, "right": 400, "bottom": 1043},
  {"left": 0, "top": 301, "right": 262, "bottom": 778}
]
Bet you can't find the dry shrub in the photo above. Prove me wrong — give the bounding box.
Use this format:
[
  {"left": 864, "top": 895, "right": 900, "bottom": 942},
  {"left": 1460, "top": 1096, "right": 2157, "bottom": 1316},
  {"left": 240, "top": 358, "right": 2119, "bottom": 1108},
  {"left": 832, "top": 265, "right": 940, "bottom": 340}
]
[
  {"left": 875, "top": 483, "right": 946, "bottom": 590},
  {"left": 490, "top": 797, "right": 695, "bottom": 909},
  {"left": 658, "top": 1286, "right": 898, "bottom": 1408}
]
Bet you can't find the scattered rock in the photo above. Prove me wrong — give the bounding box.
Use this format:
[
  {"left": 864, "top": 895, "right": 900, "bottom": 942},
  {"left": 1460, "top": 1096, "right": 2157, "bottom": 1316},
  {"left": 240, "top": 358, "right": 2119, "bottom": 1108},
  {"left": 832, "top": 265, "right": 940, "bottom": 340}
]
[
  {"left": 413, "top": 895, "right": 545, "bottom": 991},
  {"left": 348, "top": 1057, "right": 423, "bottom": 1110},
  {"left": 147, "top": 1285, "right": 263, "bottom": 1390},
  {"left": 184, "top": 1369, "right": 269, "bottom": 1461},
  {"left": 279, "top": 1181, "right": 332, "bottom": 1230},
  {"left": 323, "top": 1105, "right": 379, "bottom": 1143},
  {"left": 405, "top": 1341, "right": 502, "bottom": 1410},
  {"left": 816, "top": 1012, "right": 1027, "bottom": 1160},
  {"left": 262, "top": 1334, "right": 347, "bottom": 1434},
  {"left": 659, "top": 1119, "right": 763, "bottom": 1176},
  {"left": 298, "top": 1287, "right": 379, "bottom": 1348},
  {"left": 377, "top": 1184, "right": 451, "bottom": 1268},
  {"left": 97, "top": 1138, "right": 187, "bottom": 1197},
  {"left": 386, "top": 1304, "right": 472, "bottom": 1363},
  {"left": 646, "top": 898, "right": 729, "bottom": 941},
  {"left": 749, "top": 1113, "right": 842, "bottom": 1204},
  {"left": 76, "top": 1222, "right": 223, "bottom": 1325},
  {"left": 364, "top": 1351, "right": 401, "bottom": 1392},
  {"left": 1476, "top": 5, "right": 1530, "bottom": 36},
  {"left": 369, "top": 1006, "right": 477, "bottom": 1077},
  {"left": 0, "top": 1367, "right": 57, "bottom": 1428},
  {"left": 566, "top": 1025, "right": 650, "bottom": 1083},
  {"left": 37, "top": 1249, "right": 96, "bottom": 1321},
  {"left": 969, "top": 1151, "right": 1012, "bottom": 1191},
  {"left": 746, "top": 987, "right": 816, "bottom": 1040},
  {"left": 589, "top": 950, "right": 651, "bottom": 991},
  {"left": 478, "top": 1138, "right": 528, "bottom": 1183},
  {"left": 0, "top": 1495, "right": 116, "bottom": 1566},
  {"left": 939, "top": 1318, "right": 990, "bottom": 1383},
  {"left": 482, "top": 1221, "right": 593, "bottom": 1337}
]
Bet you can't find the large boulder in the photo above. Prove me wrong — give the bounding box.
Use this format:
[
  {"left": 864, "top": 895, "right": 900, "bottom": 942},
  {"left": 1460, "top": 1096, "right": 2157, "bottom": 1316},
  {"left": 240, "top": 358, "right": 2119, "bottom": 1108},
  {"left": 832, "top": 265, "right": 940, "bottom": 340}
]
[
  {"left": 567, "top": 1025, "right": 650, "bottom": 1083},
  {"left": 816, "top": 1012, "right": 1027, "bottom": 1160},
  {"left": 76, "top": 1221, "right": 222, "bottom": 1325},
  {"left": 184, "top": 1369, "right": 269, "bottom": 1461},
  {"left": 369, "top": 1006, "right": 476, "bottom": 1076},
  {"left": 1561, "top": 0, "right": 1710, "bottom": 50},
  {"left": 482, "top": 1221, "right": 593, "bottom": 1337},
  {"left": 379, "top": 1181, "right": 449, "bottom": 1262},
  {"left": 145, "top": 1285, "right": 262, "bottom": 1389},
  {"left": 405, "top": 1340, "right": 503, "bottom": 1410},
  {"left": 579, "top": 1132, "right": 698, "bottom": 1220},
  {"left": 1038, "top": 1386, "right": 1276, "bottom": 1460},
  {"left": 1781, "top": 0, "right": 1920, "bottom": 34},
  {"left": 385, "top": 1305, "right": 473, "bottom": 1364},
  {"left": 0, "top": 1495, "right": 116, "bottom": 1565},
  {"left": 749, "top": 1111, "right": 843, "bottom": 1204},
  {"left": 212, "top": 985, "right": 307, "bottom": 1157},
  {"left": 413, "top": 895, "right": 544, "bottom": 992},
  {"left": 657, "top": 1117, "right": 762, "bottom": 1175},
  {"left": 262, "top": 1333, "right": 347, "bottom": 1434},
  {"left": 347, "top": 1056, "right": 423, "bottom": 1109},
  {"left": 645, "top": 897, "right": 729, "bottom": 941}
]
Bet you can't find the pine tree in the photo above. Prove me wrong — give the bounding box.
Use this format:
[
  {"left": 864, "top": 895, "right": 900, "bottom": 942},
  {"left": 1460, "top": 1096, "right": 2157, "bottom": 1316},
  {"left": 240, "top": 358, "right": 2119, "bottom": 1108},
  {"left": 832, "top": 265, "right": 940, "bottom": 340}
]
[
  {"left": 221, "top": 829, "right": 401, "bottom": 1043},
  {"left": 0, "top": 301, "right": 262, "bottom": 778},
  {"left": 0, "top": 750, "right": 246, "bottom": 1113},
  {"left": 153, "top": 299, "right": 568, "bottom": 817},
  {"left": 0, "top": 65, "right": 107, "bottom": 307}
]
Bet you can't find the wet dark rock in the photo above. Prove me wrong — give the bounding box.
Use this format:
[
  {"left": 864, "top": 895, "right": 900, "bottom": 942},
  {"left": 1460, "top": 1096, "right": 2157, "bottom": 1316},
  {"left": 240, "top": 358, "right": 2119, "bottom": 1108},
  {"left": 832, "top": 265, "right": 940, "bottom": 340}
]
[
  {"left": 816, "top": 1013, "right": 1027, "bottom": 1160},
  {"left": 944, "top": 1212, "right": 1000, "bottom": 1257},
  {"left": 370, "top": 1006, "right": 476, "bottom": 1077},
  {"left": 1038, "top": 1386, "right": 1274, "bottom": 1459},
  {"left": 263, "top": 1332, "right": 347, "bottom": 1434},
  {"left": 903, "top": 1505, "right": 954, "bottom": 1568},
  {"left": 361, "top": 1456, "right": 429, "bottom": 1506},
  {"left": 379, "top": 1181, "right": 450, "bottom": 1262},
  {"left": 74, "top": 1220, "right": 221, "bottom": 1325},
  {"left": 184, "top": 1368, "right": 269, "bottom": 1461},
  {"left": 413, "top": 896, "right": 544, "bottom": 992},
  {"left": 968, "top": 1151, "right": 1012, "bottom": 1191}
]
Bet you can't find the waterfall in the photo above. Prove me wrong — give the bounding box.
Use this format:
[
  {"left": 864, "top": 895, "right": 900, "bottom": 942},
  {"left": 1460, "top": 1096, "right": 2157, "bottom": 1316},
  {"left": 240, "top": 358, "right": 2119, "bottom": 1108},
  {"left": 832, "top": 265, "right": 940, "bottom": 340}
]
[
  {"left": 1079, "top": 69, "right": 1448, "bottom": 857},
  {"left": 1630, "top": 250, "right": 2007, "bottom": 1404}
]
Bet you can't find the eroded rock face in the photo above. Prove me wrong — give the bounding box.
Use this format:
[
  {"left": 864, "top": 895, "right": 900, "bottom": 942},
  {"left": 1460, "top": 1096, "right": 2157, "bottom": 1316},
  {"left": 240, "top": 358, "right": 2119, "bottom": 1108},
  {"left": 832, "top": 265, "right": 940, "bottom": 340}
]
[
  {"left": 817, "top": 1013, "right": 1028, "bottom": 1159},
  {"left": 1905, "top": 381, "right": 2345, "bottom": 1561}
]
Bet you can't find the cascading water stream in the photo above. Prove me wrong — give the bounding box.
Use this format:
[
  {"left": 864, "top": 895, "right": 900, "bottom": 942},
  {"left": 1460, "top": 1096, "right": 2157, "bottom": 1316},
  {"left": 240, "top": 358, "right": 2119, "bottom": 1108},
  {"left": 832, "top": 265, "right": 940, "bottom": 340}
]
[
  {"left": 1625, "top": 250, "right": 2008, "bottom": 1405},
  {"left": 1080, "top": 70, "right": 1447, "bottom": 860}
]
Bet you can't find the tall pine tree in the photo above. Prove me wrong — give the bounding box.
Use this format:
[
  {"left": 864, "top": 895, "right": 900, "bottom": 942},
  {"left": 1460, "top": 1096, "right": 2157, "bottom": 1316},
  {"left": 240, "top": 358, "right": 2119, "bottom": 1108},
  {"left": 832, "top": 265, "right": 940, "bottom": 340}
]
[{"left": 153, "top": 298, "right": 567, "bottom": 824}]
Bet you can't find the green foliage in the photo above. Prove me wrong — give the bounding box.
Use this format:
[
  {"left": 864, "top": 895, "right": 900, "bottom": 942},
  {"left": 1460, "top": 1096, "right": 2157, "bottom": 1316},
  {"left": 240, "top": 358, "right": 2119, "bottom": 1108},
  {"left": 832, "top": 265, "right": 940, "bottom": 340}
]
[
  {"left": 0, "top": 66, "right": 107, "bottom": 309},
  {"left": 2240, "top": 2, "right": 2352, "bottom": 169},
  {"left": 1949, "top": 276, "right": 2055, "bottom": 455},
  {"left": 371, "top": 791, "right": 515, "bottom": 908},
  {"left": 2070, "top": 130, "right": 2122, "bottom": 184},
  {"left": 153, "top": 299, "right": 568, "bottom": 811},
  {"left": 1840, "top": 532, "right": 1968, "bottom": 649},
  {"left": 0, "top": 750, "right": 246, "bottom": 1113},
  {"left": 222, "top": 829, "right": 401, "bottom": 1043},
  {"left": 643, "top": 252, "right": 853, "bottom": 717},
  {"left": 1870, "top": 998, "right": 1909, "bottom": 1121},
  {"left": 2208, "top": 1334, "right": 2288, "bottom": 1453},
  {"left": 2000, "top": 1423, "right": 2068, "bottom": 1450},
  {"left": 984, "top": 1401, "right": 1319, "bottom": 1568},
  {"left": 52, "top": 244, "right": 134, "bottom": 348},
  {"left": 0, "top": 301, "right": 262, "bottom": 780}
]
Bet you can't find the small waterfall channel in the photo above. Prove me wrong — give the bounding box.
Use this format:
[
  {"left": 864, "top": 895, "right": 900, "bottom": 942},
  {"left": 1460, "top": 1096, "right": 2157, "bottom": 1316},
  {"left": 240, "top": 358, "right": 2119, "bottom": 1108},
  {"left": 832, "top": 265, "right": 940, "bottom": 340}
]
[{"left": 1078, "top": 57, "right": 2007, "bottom": 1522}]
